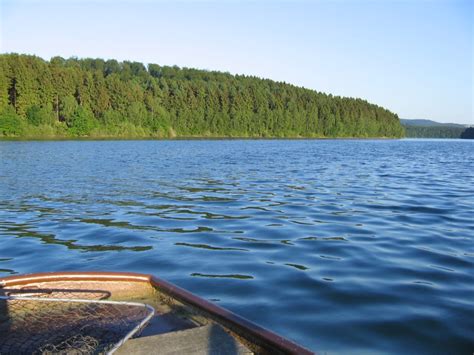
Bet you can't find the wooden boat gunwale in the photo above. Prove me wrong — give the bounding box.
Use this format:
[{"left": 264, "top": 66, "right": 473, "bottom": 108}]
[{"left": 0, "top": 271, "right": 313, "bottom": 354}]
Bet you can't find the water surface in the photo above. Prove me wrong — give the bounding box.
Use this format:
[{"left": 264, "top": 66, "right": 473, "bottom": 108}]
[{"left": 0, "top": 139, "right": 473, "bottom": 353}]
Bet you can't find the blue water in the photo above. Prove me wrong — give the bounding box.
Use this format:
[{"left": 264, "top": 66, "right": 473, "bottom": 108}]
[{"left": 0, "top": 139, "right": 473, "bottom": 353}]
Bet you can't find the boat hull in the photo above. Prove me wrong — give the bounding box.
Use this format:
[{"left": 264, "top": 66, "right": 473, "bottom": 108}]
[{"left": 0, "top": 271, "right": 313, "bottom": 354}]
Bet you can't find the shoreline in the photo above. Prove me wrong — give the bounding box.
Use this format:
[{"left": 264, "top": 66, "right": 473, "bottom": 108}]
[{"left": 0, "top": 136, "right": 402, "bottom": 142}]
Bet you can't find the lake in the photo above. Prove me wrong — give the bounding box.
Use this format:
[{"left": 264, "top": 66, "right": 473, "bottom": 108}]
[{"left": 0, "top": 139, "right": 473, "bottom": 353}]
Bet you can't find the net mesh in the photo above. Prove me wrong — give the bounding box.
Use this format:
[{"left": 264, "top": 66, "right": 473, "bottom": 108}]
[
  {"left": 0, "top": 296, "right": 154, "bottom": 355},
  {"left": 0, "top": 287, "right": 111, "bottom": 300},
  {"left": 1, "top": 287, "right": 111, "bottom": 300}
]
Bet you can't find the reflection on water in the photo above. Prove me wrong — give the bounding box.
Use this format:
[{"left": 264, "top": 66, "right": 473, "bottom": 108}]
[
  {"left": 175, "top": 242, "right": 248, "bottom": 252},
  {"left": 190, "top": 273, "right": 254, "bottom": 280},
  {"left": 0, "top": 221, "right": 152, "bottom": 252},
  {"left": 285, "top": 263, "right": 309, "bottom": 270},
  {"left": 0, "top": 139, "right": 473, "bottom": 353}
]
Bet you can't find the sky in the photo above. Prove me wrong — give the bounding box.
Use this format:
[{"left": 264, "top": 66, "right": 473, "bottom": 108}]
[{"left": 0, "top": 0, "right": 472, "bottom": 124}]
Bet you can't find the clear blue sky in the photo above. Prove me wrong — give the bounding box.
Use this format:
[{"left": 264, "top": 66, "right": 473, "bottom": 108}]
[{"left": 1, "top": 0, "right": 472, "bottom": 124}]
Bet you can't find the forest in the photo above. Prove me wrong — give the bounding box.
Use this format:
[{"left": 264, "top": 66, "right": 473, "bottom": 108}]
[
  {"left": 0, "top": 54, "right": 404, "bottom": 139},
  {"left": 460, "top": 127, "right": 474, "bottom": 139},
  {"left": 403, "top": 125, "right": 466, "bottom": 139}
]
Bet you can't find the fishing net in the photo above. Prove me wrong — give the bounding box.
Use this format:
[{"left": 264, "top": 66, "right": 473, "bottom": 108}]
[
  {"left": 1, "top": 287, "right": 111, "bottom": 300},
  {"left": 0, "top": 296, "right": 154, "bottom": 355}
]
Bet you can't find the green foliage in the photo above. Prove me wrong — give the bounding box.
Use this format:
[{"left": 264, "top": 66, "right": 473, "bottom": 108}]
[
  {"left": 26, "top": 105, "right": 55, "bottom": 126},
  {"left": 0, "top": 57, "right": 11, "bottom": 110},
  {"left": 0, "top": 106, "right": 24, "bottom": 136},
  {"left": 102, "top": 109, "right": 124, "bottom": 126},
  {"left": 61, "top": 95, "right": 79, "bottom": 122},
  {"left": 67, "top": 106, "right": 96, "bottom": 136},
  {"left": 0, "top": 53, "right": 404, "bottom": 139},
  {"left": 403, "top": 125, "right": 465, "bottom": 138}
]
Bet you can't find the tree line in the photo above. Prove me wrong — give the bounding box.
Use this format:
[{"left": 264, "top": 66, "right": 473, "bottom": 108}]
[
  {"left": 403, "top": 125, "right": 467, "bottom": 139},
  {"left": 460, "top": 127, "right": 474, "bottom": 139},
  {"left": 0, "top": 54, "right": 404, "bottom": 139}
]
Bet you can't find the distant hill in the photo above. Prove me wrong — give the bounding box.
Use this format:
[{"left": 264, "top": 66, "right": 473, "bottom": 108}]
[
  {"left": 400, "top": 119, "right": 466, "bottom": 128},
  {"left": 400, "top": 119, "right": 472, "bottom": 139}
]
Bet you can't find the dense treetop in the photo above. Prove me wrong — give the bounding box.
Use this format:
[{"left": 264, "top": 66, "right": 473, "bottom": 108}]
[{"left": 0, "top": 54, "right": 404, "bottom": 139}]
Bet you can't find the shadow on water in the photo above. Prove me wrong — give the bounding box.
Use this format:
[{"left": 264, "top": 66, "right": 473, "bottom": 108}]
[
  {"left": 0, "top": 222, "right": 152, "bottom": 252},
  {"left": 175, "top": 243, "right": 248, "bottom": 252},
  {"left": 190, "top": 273, "right": 254, "bottom": 280}
]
